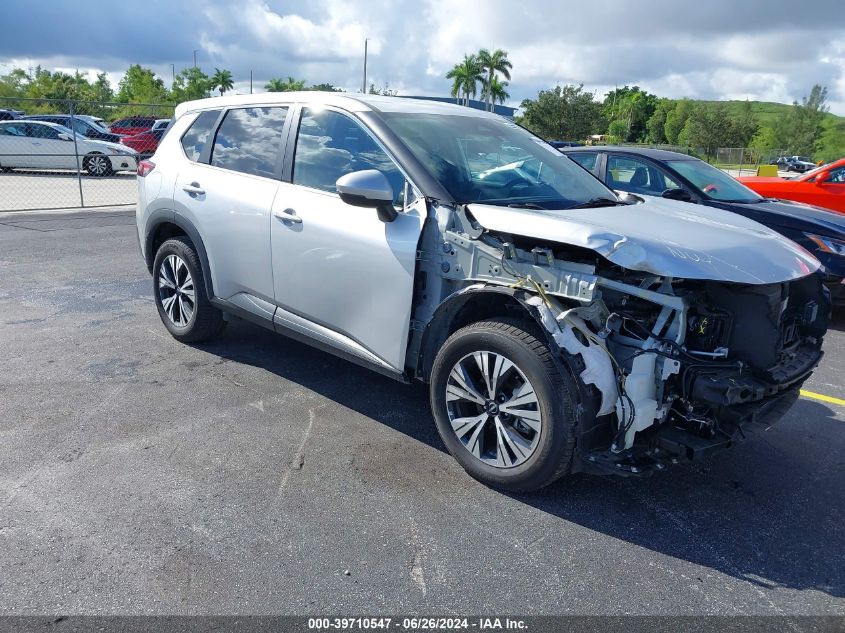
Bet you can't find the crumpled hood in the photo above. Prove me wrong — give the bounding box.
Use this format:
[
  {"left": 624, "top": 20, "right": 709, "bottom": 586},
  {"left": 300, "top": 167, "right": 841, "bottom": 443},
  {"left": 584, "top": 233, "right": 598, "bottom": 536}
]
[{"left": 467, "top": 196, "right": 820, "bottom": 284}]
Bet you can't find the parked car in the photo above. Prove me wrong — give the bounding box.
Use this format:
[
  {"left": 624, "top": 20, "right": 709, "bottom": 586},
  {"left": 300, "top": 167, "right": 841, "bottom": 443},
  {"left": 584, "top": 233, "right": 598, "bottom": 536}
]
[
  {"left": 151, "top": 118, "right": 171, "bottom": 131},
  {"left": 137, "top": 93, "right": 828, "bottom": 491},
  {"left": 23, "top": 114, "right": 122, "bottom": 143},
  {"left": 121, "top": 128, "right": 166, "bottom": 158},
  {"left": 0, "top": 109, "right": 23, "bottom": 121},
  {"left": 548, "top": 140, "right": 583, "bottom": 149},
  {"left": 0, "top": 120, "right": 137, "bottom": 176},
  {"left": 562, "top": 146, "right": 845, "bottom": 306},
  {"left": 737, "top": 158, "right": 845, "bottom": 214},
  {"left": 109, "top": 116, "right": 158, "bottom": 136},
  {"left": 770, "top": 156, "right": 815, "bottom": 173}
]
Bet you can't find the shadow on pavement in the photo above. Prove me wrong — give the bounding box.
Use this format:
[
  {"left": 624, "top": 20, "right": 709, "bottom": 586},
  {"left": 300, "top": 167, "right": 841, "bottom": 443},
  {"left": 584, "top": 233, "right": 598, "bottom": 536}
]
[{"left": 199, "top": 319, "right": 845, "bottom": 599}]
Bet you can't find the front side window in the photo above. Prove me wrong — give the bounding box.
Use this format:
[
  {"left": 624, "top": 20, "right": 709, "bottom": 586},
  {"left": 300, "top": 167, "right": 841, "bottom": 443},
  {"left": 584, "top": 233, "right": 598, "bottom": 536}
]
[
  {"left": 180, "top": 109, "right": 220, "bottom": 162},
  {"left": 293, "top": 108, "right": 405, "bottom": 205},
  {"left": 825, "top": 166, "right": 845, "bottom": 183},
  {"left": 28, "top": 124, "right": 61, "bottom": 140},
  {"left": 210, "top": 106, "right": 288, "bottom": 179},
  {"left": 379, "top": 112, "right": 613, "bottom": 209},
  {"left": 606, "top": 155, "right": 679, "bottom": 194}
]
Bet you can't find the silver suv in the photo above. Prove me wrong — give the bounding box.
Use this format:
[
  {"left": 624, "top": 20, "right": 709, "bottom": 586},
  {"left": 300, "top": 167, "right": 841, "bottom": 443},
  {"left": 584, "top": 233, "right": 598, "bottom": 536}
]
[{"left": 137, "top": 93, "right": 828, "bottom": 491}]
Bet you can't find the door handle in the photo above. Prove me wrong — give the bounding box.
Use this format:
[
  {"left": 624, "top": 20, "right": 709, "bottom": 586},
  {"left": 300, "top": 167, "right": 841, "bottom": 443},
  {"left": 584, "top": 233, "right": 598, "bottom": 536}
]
[
  {"left": 182, "top": 182, "right": 205, "bottom": 196},
  {"left": 274, "top": 208, "right": 302, "bottom": 224}
]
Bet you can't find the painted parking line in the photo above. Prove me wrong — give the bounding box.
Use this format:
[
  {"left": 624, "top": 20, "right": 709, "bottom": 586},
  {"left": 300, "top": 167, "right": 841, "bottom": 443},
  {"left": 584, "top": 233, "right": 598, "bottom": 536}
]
[{"left": 800, "top": 390, "right": 845, "bottom": 407}]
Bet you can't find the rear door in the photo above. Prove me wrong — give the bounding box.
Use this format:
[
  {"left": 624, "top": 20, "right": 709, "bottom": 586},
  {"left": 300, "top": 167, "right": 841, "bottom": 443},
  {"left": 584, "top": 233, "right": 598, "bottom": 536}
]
[
  {"left": 269, "top": 105, "right": 423, "bottom": 372},
  {"left": 172, "top": 106, "right": 290, "bottom": 309},
  {"left": 0, "top": 122, "right": 34, "bottom": 168}
]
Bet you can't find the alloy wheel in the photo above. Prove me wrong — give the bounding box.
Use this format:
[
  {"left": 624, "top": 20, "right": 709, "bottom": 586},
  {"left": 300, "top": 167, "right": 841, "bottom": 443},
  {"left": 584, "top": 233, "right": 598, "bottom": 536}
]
[
  {"left": 158, "top": 254, "right": 195, "bottom": 327},
  {"left": 445, "top": 351, "right": 542, "bottom": 468},
  {"left": 88, "top": 155, "right": 108, "bottom": 176}
]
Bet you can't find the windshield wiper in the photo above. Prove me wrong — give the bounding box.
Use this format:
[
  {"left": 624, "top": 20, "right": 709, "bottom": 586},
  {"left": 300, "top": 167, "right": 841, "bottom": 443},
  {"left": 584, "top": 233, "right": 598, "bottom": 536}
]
[
  {"left": 507, "top": 202, "right": 546, "bottom": 210},
  {"left": 566, "top": 197, "right": 626, "bottom": 209}
]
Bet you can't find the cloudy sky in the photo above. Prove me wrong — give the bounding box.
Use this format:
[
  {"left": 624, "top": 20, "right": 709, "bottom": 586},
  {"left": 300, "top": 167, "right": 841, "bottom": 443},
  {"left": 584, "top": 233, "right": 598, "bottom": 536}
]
[{"left": 2, "top": 0, "right": 845, "bottom": 113}]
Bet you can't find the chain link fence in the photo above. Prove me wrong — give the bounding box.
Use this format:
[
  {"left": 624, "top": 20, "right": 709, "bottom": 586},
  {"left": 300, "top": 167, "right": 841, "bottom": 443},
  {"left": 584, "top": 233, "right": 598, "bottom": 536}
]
[
  {"left": 619, "top": 143, "right": 791, "bottom": 177},
  {"left": 0, "top": 97, "right": 174, "bottom": 211}
]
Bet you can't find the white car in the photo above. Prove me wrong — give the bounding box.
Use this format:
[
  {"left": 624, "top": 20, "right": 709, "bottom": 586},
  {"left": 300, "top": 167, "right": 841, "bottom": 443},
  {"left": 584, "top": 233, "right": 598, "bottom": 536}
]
[{"left": 0, "top": 120, "right": 137, "bottom": 176}]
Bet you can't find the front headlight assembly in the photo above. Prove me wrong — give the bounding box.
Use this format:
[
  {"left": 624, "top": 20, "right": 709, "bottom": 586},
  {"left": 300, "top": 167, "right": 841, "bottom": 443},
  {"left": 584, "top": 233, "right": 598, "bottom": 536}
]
[{"left": 805, "top": 233, "right": 845, "bottom": 257}]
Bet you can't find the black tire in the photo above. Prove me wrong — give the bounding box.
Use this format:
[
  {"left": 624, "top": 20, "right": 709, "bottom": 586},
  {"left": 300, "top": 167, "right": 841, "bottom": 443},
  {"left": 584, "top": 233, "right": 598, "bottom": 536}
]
[
  {"left": 0, "top": 163, "right": 11, "bottom": 173},
  {"left": 429, "top": 318, "right": 581, "bottom": 492},
  {"left": 83, "top": 153, "right": 113, "bottom": 177},
  {"left": 152, "top": 236, "right": 225, "bottom": 343}
]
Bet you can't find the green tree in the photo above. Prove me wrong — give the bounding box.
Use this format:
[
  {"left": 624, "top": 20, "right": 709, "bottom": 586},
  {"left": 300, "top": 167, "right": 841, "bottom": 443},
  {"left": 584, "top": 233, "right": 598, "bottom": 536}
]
[
  {"left": 368, "top": 82, "right": 398, "bottom": 96},
  {"left": 602, "top": 86, "right": 656, "bottom": 141},
  {"left": 308, "top": 83, "right": 343, "bottom": 92},
  {"left": 606, "top": 119, "right": 628, "bottom": 143},
  {"left": 679, "top": 103, "right": 734, "bottom": 161},
  {"left": 171, "top": 67, "right": 212, "bottom": 102},
  {"left": 476, "top": 48, "right": 512, "bottom": 112},
  {"left": 664, "top": 99, "right": 693, "bottom": 145},
  {"left": 482, "top": 75, "right": 509, "bottom": 108},
  {"left": 774, "top": 84, "right": 829, "bottom": 155},
  {"left": 264, "top": 76, "right": 306, "bottom": 92},
  {"left": 211, "top": 68, "right": 234, "bottom": 96},
  {"left": 88, "top": 72, "right": 114, "bottom": 102},
  {"left": 646, "top": 99, "right": 673, "bottom": 143},
  {"left": 519, "top": 84, "right": 604, "bottom": 141},
  {"left": 117, "top": 64, "right": 168, "bottom": 103},
  {"left": 730, "top": 99, "right": 758, "bottom": 147},
  {"left": 816, "top": 118, "right": 845, "bottom": 163},
  {"left": 446, "top": 55, "right": 483, "bottom": 106}
]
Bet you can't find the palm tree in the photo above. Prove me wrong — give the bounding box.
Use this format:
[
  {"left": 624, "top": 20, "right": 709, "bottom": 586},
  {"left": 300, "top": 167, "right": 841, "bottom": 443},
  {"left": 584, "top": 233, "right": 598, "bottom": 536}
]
[
  {"left": 211, "top": 68, "right": 234, "bottom": 96},
  {"left": 445, "top": 55, "right": 483, "bottom": 107},
  {"left": 477, "top": 48, "right": 512, "bottom": 112},
  {"left": 264, "top": 76, "right": 306, "bottom": 92},
  {"left": 483, "top": 76, "right": 510, "bottom": 110}
]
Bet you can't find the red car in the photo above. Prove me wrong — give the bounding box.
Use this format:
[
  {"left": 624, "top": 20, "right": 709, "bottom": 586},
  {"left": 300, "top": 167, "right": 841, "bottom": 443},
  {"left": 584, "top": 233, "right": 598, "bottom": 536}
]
[
  {"left": 109, "top": 116, "right": 158, "bottom": 136},
  {"left": 738, "top": 157, "right": 845, "bottom": 214},
  {"left": 120, "top": 128, "right": 166, "bottom": 157}
]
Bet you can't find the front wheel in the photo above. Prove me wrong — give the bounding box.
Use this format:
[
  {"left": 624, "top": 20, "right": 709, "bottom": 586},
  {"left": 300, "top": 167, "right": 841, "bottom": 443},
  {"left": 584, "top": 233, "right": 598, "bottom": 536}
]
[
  {"left": 84, "top": 153, "right": 113, "bottom": 177},
  {"left": 429, "top": 319, "right": 581, "bottom": 492}
]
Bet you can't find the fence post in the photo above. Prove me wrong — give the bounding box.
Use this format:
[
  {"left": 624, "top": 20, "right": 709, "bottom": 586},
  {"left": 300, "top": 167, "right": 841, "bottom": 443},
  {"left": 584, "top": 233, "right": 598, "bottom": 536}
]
[
  {"left": 738, "top": 147, "right": 745, "bottom": 177},
  {"left": 69, "top": 101, "right": 85, "bottom": 208}
]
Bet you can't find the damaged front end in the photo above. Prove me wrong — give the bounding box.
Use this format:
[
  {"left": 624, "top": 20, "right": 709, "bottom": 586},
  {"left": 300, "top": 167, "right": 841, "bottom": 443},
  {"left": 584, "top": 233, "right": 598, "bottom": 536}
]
[{"left": 423, "top": 201, "right": 829, "bottom": 476}]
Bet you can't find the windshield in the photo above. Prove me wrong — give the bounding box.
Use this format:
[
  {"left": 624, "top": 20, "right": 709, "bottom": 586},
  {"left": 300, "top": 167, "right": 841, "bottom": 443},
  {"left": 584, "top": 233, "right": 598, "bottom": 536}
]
[
  {"left": 378, "top": 112, "right": 615, "bottom": 209},
  {"left": 667, "top": 159, "right": 763, "bottom": 202},
  {"left": 799, "top": 163, "right": 832, "bottom": 180}
]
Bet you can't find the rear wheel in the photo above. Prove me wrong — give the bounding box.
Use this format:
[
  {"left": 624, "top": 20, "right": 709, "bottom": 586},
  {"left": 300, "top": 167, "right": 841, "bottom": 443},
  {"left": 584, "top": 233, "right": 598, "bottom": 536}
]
[
  {"left": 84, "top": 153, "right": 112, "bottom": 177},
  {"left": 429, "top": 319, "right": 581, "bottom": 492},
  {"left": 152, "top": 237, "right": 225, "bottom": 343},
  {"left": 0, "top": 162, "right": 11, "bottom": 173}
]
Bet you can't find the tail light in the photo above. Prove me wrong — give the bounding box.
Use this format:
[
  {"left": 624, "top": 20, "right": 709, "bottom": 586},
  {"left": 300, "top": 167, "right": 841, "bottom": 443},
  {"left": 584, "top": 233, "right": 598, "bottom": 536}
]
[{"left": 137, "top": 160, "right": 156, "bottom": 177}]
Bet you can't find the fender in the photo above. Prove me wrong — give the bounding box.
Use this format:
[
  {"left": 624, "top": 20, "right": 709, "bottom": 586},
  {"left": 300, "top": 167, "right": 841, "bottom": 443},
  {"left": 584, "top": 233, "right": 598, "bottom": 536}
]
[
  {"left": 416, "top": 284, "right": 607, "bottom": 461},
  {"left": 144, "top": 210, "right": 215, "bottom": 299}
]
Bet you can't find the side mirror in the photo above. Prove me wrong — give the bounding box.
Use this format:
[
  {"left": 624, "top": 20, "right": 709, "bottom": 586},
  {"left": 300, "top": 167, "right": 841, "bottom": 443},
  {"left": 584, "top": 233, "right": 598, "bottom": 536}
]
[
  {"left": 336, "top": 169, "right": 397, "bottom": 222},
  {"left": 662, "top": 188, "right": 694, "bottom": 202},
  {"left": 58, "top": 132, "right": 73, "bottom": 142},
  {"left": 814, "top": 170, "right": 829, "bottom": 185}
]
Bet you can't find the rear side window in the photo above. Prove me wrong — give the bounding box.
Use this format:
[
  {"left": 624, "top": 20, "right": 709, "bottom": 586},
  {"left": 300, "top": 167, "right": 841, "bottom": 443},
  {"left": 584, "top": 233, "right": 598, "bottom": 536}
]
[
  {"left": 180, "top": 110, "right": 220, "bottom": 162},
  {"left": 569, "top": 152, "right": 598, "bottom": 172},
  {"left": 210, "top": 107, "right": 288, "bottom": 178}
]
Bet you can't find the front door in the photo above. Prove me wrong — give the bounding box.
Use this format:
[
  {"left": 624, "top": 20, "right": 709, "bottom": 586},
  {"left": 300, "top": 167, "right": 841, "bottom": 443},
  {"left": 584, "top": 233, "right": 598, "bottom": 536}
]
[{"left": 270, "top": 106, "right": 423, "bottom": 372}]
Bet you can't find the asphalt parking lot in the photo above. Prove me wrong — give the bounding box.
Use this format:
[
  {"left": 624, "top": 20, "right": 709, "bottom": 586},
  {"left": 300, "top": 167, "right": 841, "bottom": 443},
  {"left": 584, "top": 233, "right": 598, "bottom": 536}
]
[{"left": 0, "top": 207, "right": 843, "bottom": 615}]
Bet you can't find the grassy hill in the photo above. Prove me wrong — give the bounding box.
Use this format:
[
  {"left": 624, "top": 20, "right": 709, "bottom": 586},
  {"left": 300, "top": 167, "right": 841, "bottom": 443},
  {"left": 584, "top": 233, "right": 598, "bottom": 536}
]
[{"left": 692, "top": 99, "right": 843, "bottom": 127}]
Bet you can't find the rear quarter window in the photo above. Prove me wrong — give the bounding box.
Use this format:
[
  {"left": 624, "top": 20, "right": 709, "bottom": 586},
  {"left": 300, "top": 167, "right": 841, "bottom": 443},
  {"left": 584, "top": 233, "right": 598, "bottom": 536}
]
[{"left": 180, "top": 110, "right": 221, "bottom": 162}]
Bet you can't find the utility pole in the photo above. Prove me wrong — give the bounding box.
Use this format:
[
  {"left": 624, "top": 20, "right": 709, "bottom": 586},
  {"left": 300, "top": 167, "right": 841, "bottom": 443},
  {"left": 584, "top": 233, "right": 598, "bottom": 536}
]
[
  {"left": 193, "top": 50, "right": 198, "bottom": 69},
  {"left": 250, "top": 70, "right": 253, "bottom": 94},
  {"left": 362, "top": 39, "right": 368, "bottom": 94},
  {"left": 171, "top": 64, "right": 175, "bottom": 85}
]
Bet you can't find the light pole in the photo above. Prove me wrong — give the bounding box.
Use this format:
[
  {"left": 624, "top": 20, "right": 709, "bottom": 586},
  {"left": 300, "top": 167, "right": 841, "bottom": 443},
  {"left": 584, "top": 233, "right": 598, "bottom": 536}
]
[
  {"left": 250, "top": 69, "right": 253, "bottom": 94},
  {"left": 362, "top": 39, "right": 368, "bottom": 94},
  {"left": 171, "top": 63, "right": 175, "bottom": 84},
  {"left": 193, "top": 50, "right": 198, "bottom": 69}
]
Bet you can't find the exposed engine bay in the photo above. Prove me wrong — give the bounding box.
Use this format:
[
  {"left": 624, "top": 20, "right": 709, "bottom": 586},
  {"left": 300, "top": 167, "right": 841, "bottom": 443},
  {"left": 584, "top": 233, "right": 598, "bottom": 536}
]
[{"left": 411, "top": 201, "right": 829, "bottom": 475}]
